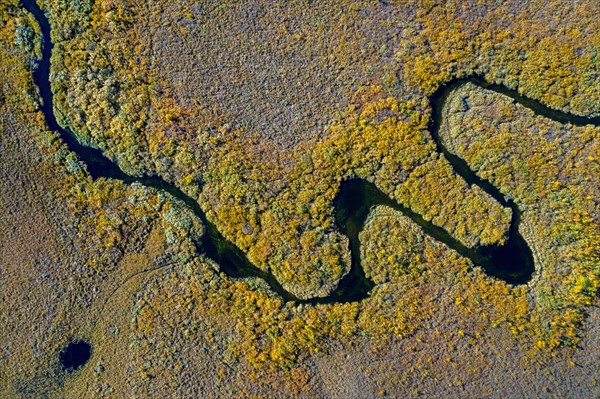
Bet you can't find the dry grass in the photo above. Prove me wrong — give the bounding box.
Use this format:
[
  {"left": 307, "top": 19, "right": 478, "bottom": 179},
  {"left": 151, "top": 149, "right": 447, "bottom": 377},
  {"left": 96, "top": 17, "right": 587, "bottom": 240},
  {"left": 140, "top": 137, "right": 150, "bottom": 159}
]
[{"left": 1, "top": 0, "right": 598, "bottom": 397}]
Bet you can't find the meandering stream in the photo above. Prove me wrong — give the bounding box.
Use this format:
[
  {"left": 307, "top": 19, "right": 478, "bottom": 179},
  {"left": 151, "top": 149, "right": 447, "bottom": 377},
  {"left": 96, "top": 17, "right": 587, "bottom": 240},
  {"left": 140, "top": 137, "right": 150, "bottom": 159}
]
[{"left": 23, "top": 0, "right": 600, "bottom": 304}]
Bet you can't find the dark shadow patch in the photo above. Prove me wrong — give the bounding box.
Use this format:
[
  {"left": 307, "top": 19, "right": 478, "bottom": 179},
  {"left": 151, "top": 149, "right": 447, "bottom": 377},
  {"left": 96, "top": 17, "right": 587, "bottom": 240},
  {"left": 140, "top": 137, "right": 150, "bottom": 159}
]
[{"left": 13, "top": 369, "right": 62, "bottom": 399}]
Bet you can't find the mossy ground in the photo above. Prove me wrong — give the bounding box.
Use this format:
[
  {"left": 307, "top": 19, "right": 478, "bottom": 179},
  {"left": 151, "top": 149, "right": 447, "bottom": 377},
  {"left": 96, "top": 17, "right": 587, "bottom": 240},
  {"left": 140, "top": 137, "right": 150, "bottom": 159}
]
[{"left": 0, "top": 0, "right": 598, "bottom": 397}]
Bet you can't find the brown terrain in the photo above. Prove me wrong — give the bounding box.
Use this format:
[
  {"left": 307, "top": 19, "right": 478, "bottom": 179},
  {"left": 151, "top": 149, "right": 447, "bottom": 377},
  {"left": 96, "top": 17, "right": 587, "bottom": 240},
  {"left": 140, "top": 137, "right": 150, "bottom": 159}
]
[{"left": 1, "top": 0, "right": 599, "bottom": 397}]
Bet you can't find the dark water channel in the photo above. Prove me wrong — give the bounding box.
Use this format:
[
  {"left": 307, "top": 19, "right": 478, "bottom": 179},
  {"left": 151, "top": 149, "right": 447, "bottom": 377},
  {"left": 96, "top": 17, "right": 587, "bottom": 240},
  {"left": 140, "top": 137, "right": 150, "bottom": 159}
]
[{"left": 23, "top": 0, "right": 600, "bottom": 308}]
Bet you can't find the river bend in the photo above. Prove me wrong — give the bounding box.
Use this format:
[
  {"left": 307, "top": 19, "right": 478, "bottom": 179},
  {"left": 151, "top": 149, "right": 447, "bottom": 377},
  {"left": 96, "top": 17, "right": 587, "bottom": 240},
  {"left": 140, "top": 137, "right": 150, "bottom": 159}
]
[{"left": 22, "top": 0, "right": 600, "bottom": 303}]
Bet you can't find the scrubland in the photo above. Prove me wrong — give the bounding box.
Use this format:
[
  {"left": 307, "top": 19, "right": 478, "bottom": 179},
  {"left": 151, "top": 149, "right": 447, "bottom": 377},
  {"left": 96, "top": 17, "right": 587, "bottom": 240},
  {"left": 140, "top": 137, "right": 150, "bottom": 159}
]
[{"left": 0, "top": 0, "right": 598, "bottom": 398}]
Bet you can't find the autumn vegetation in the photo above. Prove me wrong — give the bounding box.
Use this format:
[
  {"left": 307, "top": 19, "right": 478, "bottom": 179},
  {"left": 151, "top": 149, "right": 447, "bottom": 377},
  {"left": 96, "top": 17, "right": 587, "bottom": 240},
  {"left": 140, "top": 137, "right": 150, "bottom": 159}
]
[{"left": 0, "top": 0, "right": 598, "bottom": 397}]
